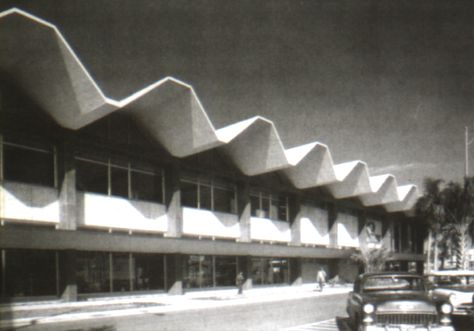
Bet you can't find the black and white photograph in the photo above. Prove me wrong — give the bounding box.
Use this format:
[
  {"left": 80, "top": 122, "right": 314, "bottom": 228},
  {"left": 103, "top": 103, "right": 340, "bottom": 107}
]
[{"left": 0, "top": 1, "right": 473, "bottom": 330}]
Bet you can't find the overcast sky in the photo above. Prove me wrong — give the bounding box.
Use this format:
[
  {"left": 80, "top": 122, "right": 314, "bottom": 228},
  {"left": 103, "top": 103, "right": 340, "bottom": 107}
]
[{"left": 2, "top": 0, "right": 473, "bottom": 190}]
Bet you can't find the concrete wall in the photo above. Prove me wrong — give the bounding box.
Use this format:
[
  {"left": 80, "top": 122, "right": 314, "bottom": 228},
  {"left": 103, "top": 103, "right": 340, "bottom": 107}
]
[
  {"left": 299, "top": 204, "right": 330, "bottom": 246},
  {"left": 336, "top": 213, "right": 359, "bottom": 248},
  {"left": 1, "top": 181, "right": 60, "bottom": 224},
  {"left": 182, "top": 207, "right": 240, "bottom": 239},
  {"left": 250, "top": 217, "right": 291, "bottom": 243},
  {"left": 78, "top": 192, "right": 168, "bottom": 233}
]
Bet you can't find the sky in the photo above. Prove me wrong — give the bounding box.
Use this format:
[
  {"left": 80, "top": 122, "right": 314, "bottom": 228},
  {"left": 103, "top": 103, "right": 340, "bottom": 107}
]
[{"left": 1, "top": 0, "right": 473, "bottom": 191}]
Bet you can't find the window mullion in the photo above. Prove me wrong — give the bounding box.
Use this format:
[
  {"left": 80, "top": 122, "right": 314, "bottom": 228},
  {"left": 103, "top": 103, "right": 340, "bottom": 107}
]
[
  {"left": 107, "top": 159, "right": 112, "bottom": 196},
  {"left": 197, "top": 181, "right": 201, "bottom": 209},
  {"left": 128, "top": 162, "right": 132, "bottom": 199},
  {"left": 53, "top": 145, "right": 58, "bottom": 189},
  {"left": 161, "top": 169, "right": 166, "bottom": 203},
  {"left": 211, "top": 181, "right": 214, "bottom": 211}
]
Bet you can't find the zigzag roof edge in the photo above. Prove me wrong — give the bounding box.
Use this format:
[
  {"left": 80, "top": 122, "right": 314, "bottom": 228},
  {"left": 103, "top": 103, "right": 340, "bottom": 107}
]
[
  {"left": 0, "top": 7, "right": 419, "bottom": 212},
  {"left": 2, "top": 8, "right": 110, "bottom": 105}
]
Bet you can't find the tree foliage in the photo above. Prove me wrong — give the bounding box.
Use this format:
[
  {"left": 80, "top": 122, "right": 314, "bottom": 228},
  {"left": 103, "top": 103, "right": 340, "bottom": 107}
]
[{"left": 416, "top": 177, "right": 474, "bottom": 270}]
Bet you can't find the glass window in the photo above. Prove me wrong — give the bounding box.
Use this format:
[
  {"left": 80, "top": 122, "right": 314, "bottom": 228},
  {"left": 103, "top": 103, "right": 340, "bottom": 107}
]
[
  {"left": 111, "top": 166, "right": 128, "bottom": 199},
  {"left": 5, "top": 249, "right": 57, "bottom": 297},
  {"left": 215, "top": 256, "right": 237, "bottom": 287},
  {"left": 250, "top": 257, "right": 289, "bottom": 285},
  {"left": 76, "top": 252, "right": 110, "bottom": 294},
  {"left": 131, "top": 170, "right": 163, "bottom": 203},
  {"left": 133, "top": 254, "right": 164, "bottom": 291},
  {"left": 214, "top": 186, "right": 236, "bottom": 214},
  {"left": 277, "top": 196, "right": 289, "bottom": 222},
  {"left": 3, "top": 144, "right": 54, "bottom": 187},
  {"left": 112, "top": 253, "right": 130, "bottom": 292},
  {"left": 184, "top": 255, "right": 213, "bottom": 289},
  {"left": 76, "top": 159, "right": 108, "bottom": 195},
  {"left": 250, "top": 195, "right": 260, "bottom": 217},
  {"left": 76, "top": 156, "right": 164, "bottom": 203},
  {"left": 251, "top": 192, "right": 288, "bottom": 221},
  {"left": 181, "top": 180, "right": 198, "bottom": 208},
  {"left": 199, "top": 184, "right": 212, "bottom": 210}
]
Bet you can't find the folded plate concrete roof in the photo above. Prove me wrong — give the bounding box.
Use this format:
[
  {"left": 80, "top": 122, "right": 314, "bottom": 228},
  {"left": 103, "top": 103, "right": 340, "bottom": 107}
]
[{"left": 0, "top": 8, "right": 419, "bottom": 213}]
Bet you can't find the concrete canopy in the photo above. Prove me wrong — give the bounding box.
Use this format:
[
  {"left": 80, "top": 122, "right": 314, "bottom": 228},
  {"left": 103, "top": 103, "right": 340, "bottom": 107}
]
[{"left": 0, "top": 8, "right": 419, "bottom": 213}]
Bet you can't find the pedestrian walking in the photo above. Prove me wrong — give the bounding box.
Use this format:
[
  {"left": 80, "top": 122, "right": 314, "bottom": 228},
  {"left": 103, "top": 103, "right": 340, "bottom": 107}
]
[
  {"left": 236, "top": 271, "right": 245, "bottom": 295},
  {"left": 316, "top": 267, "right": 327, "bottom": 292}
]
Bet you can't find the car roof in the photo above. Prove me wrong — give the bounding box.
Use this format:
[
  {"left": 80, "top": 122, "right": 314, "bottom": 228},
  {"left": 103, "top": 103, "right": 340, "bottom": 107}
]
[{"left": 425, "top": 270, "right": 474, "bottom": 276}]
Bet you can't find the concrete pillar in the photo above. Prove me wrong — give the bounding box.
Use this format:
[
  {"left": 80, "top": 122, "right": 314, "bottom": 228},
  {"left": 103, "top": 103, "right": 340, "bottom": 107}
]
[
  {"left": 59, "top": 250, "right": 77, "bottom": 302},
  {"left": 327, "top": 202, "right": 338, "bottom": 246},
  {"left": 166, "top": 254, "right": 184, "bottom": 295},
  {"left": 165, "top": 163, "right": 182, "bottom": 238},
  {"left": 289, "top": 258, "right": 302, "bottom": 286},
  {"left": 237, "top": 181, "right": 251, "bottom": 243},
  {"left": 57, "top": 141, "right": 77, "bottom": 230},
  {"left": 289, "top": 195, "right": 302, "bottom": 245}
]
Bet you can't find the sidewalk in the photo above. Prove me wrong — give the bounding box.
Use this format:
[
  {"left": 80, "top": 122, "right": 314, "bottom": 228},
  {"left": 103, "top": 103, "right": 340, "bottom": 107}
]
[{"left": 0, "top": 284, "right": 352, "bottom": 329}]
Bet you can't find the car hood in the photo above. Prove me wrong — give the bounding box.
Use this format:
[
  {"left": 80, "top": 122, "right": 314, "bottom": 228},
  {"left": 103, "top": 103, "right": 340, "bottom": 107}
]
[
  {"left": 433, "top": 288, "right": 474, "bottom": 306},
  {"left": 434, "top": 285, "right": 474, "bottom": 293},
  {"left": 362, "top": 292, "right": 436, "bottom": 313}
]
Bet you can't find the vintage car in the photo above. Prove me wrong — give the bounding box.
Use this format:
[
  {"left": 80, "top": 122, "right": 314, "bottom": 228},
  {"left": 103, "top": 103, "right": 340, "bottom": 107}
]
[
  {"left": 346, "top": 272, "right": 454, "bottom": 331},
  {"left": 425, "top": 270, "right": 474, "bottom": 316}
]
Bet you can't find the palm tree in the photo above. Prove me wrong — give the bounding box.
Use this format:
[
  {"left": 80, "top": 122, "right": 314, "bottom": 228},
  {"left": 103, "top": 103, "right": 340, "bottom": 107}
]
[
  {"left": 415, "top": 178, "right": 445, "bottom": 271},
  {"left": 351, "top": 244, "right": 392, "bottom": 272},
  {"left": 441, "top": 178, "right": 474, "bottom": 270}
]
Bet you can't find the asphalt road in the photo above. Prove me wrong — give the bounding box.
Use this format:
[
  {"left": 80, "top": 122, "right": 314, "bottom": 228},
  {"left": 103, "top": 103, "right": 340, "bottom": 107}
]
[{"left": 10, "top": 293, "right": 347, "bottom": 331}]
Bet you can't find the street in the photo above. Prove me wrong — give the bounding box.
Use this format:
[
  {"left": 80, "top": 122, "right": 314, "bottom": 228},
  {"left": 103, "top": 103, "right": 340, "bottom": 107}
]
[
  {"left": 8, "top": 293, "right": 347, "bottom": 331},
  {"left": 4, "top": 292, "right": 472, "bottom": 331}
]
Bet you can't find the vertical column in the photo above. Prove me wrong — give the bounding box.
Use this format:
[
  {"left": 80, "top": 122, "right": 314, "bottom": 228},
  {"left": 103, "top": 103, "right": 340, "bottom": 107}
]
[
  {"left": 237, "top": 181, "right": 251, "bottom": 242},
  {"left": 57, "top": 139, "right": 77, "bottom": 230},
  {"left": 166, "top": 254, "right": 184, "bottom": 295},
  {"left": 289, "top": 195, "right": 302, "bottom": 245},
  {"left": 237, "top": 256, "right": 252, "bottom": 290},
  {"left": 165, "top": 163, "right": 182, "bottom": 238},
  {"left": 327, "top": 202, "right": 338, "bottom": 246},
  {"left": 289, "top": 258, "right": 302, "bottom": 286},
  {"left": 382, "top": 217, "right": 392, "bottom": 250},
  {"left": 1, "top": 249, "right": 5, "bottom": 297},
  {"left": 58, "top": 250, "right": 77, "bottom": 302}
]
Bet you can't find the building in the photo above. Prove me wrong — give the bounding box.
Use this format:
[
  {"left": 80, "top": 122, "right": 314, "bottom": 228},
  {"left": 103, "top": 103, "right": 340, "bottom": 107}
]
[{"left": 0, "top": 8, "right": 424, "bottom": 302}]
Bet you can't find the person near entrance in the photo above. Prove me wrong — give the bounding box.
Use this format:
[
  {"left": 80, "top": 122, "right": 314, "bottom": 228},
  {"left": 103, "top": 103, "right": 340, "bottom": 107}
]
[
  {"left": 236, "top": 272, "right": 245, "bottom": 295},
  {"left": 316, "top": 267, "right": 327, "bottom": 292}
]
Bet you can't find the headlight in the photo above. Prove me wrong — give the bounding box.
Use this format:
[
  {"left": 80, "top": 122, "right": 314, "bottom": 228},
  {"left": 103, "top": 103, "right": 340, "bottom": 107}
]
[
  {"left": 449, "top": 293, "right": 457, "bottom": 304},
  {"left": 441, "top": 303, "right": 453, "bottom": 314},
  {"left": 363, "top": 303, "right": 375, "bottom": 314}
]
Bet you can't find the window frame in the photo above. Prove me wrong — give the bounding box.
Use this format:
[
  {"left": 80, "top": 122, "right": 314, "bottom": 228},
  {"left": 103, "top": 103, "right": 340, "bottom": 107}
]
[
  {"left": 180, "top": 176, "right": 237, "bottom": 214},
  {"left": 1, "top": 136, "right": 57, "bottom": 188},
  {"left": 75, "top": 155, "right": 165, "bottom": 203},
  {"left": 250, "top": 191, "right": 290, "bottom": 222}
]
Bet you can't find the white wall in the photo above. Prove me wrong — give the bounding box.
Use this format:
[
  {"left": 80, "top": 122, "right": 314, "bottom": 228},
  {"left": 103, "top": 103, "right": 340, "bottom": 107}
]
[
  {"left": 79, "top": 192, "right": 168, "bottom": 233},
  {"left": 182, "top": 207, "right": 240, "bottom": 239},
  {"left": 1, "top": 181, "right": 60, "bottom": 224},
  {"left": 336, "top": 212, "right": 360, "bottom": 247},
  {"left": 250, "top": 217, "right": 291, "bottom": 243},
  {"left": 299, "top": 205, "right": 330, "bottom": 245}
]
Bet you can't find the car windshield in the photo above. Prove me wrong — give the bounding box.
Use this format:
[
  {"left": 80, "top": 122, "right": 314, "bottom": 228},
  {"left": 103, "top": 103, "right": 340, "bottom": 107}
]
[
  {"left": 427, "top": 275, "right": 474, "bottom": 288},
  {"left": 362, "top": 275, "right": 425, "bottom": 293}
]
